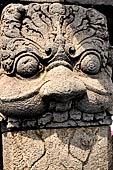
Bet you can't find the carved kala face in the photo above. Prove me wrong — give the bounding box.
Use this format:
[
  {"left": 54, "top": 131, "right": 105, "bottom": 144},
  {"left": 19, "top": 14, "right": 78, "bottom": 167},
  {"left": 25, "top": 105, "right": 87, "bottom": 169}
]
[{"left": 0, "top": 3, "right": 113, "bottom": 118}]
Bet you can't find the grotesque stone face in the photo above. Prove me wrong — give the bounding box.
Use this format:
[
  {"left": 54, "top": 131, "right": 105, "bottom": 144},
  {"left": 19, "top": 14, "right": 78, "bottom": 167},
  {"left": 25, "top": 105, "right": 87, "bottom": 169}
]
[{"left": 0, "top": 3, "right": 113, "bottom": 126}]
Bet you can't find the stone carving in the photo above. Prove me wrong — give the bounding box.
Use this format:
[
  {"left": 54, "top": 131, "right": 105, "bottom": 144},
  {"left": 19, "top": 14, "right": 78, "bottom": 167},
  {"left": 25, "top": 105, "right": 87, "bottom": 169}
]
[
  {"left": 3, "top": 127, "right": 113, "bottom": 170},
  {"left": 0, "top": 3, "right": 113, "bottom": 128}
]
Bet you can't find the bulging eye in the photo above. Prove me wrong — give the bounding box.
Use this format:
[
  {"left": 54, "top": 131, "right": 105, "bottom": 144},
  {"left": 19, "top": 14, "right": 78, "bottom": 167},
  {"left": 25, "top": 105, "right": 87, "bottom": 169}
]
[
  {"left": 81, "top": 54, "right": 100, "bottom": 75},
  {"left": 16, "top": 54, "right": 42, "bottom": 78}
]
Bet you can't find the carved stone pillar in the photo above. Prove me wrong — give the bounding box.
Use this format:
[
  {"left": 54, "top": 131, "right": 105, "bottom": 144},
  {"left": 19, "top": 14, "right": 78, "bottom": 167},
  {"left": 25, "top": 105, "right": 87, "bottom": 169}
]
[
  {"left": 2, "top": 127, "right": 113, "bottom": 170},
  {"left": 0, "top": 1, "right": 113, "bottom": 170}
]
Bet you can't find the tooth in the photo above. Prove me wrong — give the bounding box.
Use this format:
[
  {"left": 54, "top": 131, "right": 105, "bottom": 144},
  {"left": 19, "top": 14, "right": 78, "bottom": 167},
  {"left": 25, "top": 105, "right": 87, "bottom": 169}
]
[
  {"left": 49, "top": 102, "right": 56, "bottom": 110},
  {"left": 49, "top": 100, "right": 72, "bottom": 112}
]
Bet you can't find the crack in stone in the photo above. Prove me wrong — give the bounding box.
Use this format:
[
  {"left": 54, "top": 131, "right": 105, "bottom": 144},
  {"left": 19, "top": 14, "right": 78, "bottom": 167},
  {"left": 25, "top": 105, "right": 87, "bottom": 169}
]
[
  {"left": 82, "top": 149, "right": 92, "bottom": 170},
  {"left": 81, "top": 128, "right": 99, "bottom": 170},
  {"left": 68, "top": 130, "right": 86, "bottom": 164},
  {"left": 68, "top": 128, "right": 99, "bottom": 169},
  {"left": 35, "top": 130, "right": 45, "bottom": 143},
  {"left": 69, "top": 150, "right": 84, "bottom": 164},
  {"left": 68, "top": 130, "right": 86, "bottom": 167},
  {"left": 30, "top": 148, "right": 46, "bottom": 169},
  {"left": 45, "top": 166, "right": 49, "bottom": 170},
  {"left": 68, "top": 130, "right": 76, "bottom": 155},
  {"left": 29, "top": 131, "right": 46, "bottom": 169},
  {"left": 60, "top": 163, "right": 67, "bottom": 170}
]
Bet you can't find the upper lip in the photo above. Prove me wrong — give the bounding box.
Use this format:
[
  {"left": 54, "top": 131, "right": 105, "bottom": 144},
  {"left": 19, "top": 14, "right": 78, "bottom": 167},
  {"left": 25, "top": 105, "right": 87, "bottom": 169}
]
[
  {"left": 0, "top": 89, "right": 39, "bottom": 102},
  {"left": 1, "top": 84, "right": 111, "bottom": 102},
  {"left": 0, "top": 80, "right": 50, "bottom": 102}
]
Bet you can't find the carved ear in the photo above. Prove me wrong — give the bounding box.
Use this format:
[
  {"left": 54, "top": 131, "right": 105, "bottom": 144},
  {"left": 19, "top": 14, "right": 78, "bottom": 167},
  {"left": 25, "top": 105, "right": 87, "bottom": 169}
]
[{"left": 108, "top": 46, "right": 113, "bottom": 67}]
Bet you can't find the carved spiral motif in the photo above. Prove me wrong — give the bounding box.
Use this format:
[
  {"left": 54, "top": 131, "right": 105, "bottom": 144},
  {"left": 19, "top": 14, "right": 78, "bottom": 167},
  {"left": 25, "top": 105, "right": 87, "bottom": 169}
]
[{"left": 81, "top": 54, "right": 100, "bottom": 74}]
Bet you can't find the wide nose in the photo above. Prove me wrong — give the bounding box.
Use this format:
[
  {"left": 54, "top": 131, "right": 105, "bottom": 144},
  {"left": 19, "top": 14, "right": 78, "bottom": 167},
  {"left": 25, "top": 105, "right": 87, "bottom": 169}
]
[{"left": 40, "top": 66, "right": 86, "bottom": 102}]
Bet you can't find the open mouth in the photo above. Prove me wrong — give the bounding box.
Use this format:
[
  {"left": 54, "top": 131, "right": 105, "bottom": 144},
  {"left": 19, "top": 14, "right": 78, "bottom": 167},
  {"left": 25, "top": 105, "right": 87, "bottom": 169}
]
[{"left": 2, "top": 96, "right": 112, "bottom": 130}]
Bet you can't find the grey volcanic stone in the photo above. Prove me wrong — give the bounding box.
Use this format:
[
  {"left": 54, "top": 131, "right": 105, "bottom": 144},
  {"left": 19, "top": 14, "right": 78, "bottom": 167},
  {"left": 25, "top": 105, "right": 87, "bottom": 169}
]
[
  {"left": 1, "top": 0, "right": 113, "bottom": 5},
  {"left": 53, "top": 111, "right": 68, "bottom": 123},
  {"left": 38, "top": 112, "right": 52, "bottom": 126},
  {"left": 83, "top": 113, "right": 94, "bottom": 121},
  {"left": 95, "top": 112, "right": 106, "bottom": 120},
  {"left": 69, "top": 109, "right": 82, "bottom": 120}
]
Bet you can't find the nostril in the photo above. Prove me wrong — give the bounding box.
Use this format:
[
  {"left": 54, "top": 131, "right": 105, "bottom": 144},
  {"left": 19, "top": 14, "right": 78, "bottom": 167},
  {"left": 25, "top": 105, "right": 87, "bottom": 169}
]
[
  {"left": 45, "top": 47, "right": 52, "bottom": 56},
  {"left": 45, "top": 43, "right": 57, "bottom": 59},
  {"left": 69, "top": 46, "right": 76, "bottom": 56},
  {"left": 65, "top": 43, "right": 76, "bottom": 58}
]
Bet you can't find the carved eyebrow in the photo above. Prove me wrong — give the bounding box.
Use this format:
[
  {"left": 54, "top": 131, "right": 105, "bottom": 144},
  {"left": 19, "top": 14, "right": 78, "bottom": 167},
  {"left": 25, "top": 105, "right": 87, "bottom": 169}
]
[{"left": 76, "top": 37, "right": 105, "bottom": 51}]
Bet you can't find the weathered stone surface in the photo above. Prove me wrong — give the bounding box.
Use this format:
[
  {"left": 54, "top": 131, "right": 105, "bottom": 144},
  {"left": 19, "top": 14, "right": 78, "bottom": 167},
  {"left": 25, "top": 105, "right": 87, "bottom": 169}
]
[
  {"left": 0, "top": 3, "right": 113, "bottom": 127},
  {"left": 2, "top": 126, "right": 113, "bottom": 170},
  {"left": 1, "top": 0, "right": 113, "bottom": 5},
  {"left": 0, "top": 2, "right": 113, "bottom": 170},
  {"left": 1, "top": 110, "right": 112, "bottom": 132}
]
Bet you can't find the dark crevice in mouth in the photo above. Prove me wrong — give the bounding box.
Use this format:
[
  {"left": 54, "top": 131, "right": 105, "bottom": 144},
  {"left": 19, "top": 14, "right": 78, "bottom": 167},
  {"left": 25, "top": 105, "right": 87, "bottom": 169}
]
[
  {"left": 0, "top": 95, "right": 112, "bottom": 131},
  {"left": 49, "top": 100, "right": 73, "bottom": 112},
  {"left": 1, "top": 105, "right": 112, "bottom": 133}
]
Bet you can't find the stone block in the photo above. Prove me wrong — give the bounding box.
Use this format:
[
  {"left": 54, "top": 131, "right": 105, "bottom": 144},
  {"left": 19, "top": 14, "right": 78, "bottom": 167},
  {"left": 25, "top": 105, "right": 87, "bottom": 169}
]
[{"left": 2, "top": 126, "right": 113, "bottom": 170}]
